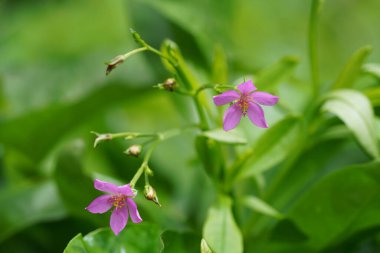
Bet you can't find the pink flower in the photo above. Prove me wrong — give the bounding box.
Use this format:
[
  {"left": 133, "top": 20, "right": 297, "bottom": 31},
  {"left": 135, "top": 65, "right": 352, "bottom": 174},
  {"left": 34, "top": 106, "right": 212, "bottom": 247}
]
[
  {"left": 213, "top": 80, "right": 279, "bottom": 131},
  {"left": 85, "top": 179, "right": 142, "bottom": 235}
]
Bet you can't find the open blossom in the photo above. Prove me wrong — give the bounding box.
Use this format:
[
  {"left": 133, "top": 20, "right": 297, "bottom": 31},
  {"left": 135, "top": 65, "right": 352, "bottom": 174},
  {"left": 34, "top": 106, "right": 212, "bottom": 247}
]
[
  {"left": 213, "top": 80, "right": 279, "bottom": 131},
  {"left": 85, "top": 179, "right": 142, "bottom": 235}
]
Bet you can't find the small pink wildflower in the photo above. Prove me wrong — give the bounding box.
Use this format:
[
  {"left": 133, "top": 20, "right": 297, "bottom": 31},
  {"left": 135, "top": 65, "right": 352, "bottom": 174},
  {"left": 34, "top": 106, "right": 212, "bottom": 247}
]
[
  {"left": 85, "top": 179, "right": 142, "bottom": 235},
  {"left": 213, "top": 80, "right": 279, "bottom": 131}
]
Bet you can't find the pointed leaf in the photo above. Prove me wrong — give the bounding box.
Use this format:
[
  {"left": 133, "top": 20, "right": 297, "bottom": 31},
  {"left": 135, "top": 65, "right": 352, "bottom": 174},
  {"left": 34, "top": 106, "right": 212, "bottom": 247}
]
[
  {"left": 363, "top": 86, "right": 380, "bottom": 107},
  {"left": 231, "top": 116, "right": 301, "bottom": 181},
  {"left": 322, "top": 89, "right": 378, "bottom": 158},
  {"left": 363, "top": 63, "right": 380, "bottom": 80},
  {"left": 332, "top": 46, "right": 372, "bottom": 89},
  {"left": 241, "top": 196, "right": 283, "bottom": 219}
]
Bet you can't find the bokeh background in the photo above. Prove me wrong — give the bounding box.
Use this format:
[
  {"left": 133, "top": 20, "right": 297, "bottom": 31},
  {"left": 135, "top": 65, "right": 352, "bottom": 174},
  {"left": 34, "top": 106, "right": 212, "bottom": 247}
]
[{"left": 1, "top": 0, "right": 380, "bottom": 252}]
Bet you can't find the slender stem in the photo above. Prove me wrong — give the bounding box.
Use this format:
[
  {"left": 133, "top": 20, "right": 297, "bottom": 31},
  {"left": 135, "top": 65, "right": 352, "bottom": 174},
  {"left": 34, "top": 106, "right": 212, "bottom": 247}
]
[
  {"left": 128, "top": 126, "right": 197, "bottom": 188},
  {"left": 130, "top": 142, "right": 157, "bottom": 188},
  {"left": 309, "top": 0, "right": 324, "bottom": 98},
  {"left": 147, "top": 46, "right": 174, "bottom": 63},
  {"left": 111, "top": 132, "right": 157, "bottom": 139},
  {"left": 122, "top": 47, "right": 148, "bottom": 59}
]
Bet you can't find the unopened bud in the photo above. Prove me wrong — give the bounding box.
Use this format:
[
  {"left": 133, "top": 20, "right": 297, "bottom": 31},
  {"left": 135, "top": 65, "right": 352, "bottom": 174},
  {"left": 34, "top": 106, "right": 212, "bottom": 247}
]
[
  {"left": 163, "top": 78, "right": 177, "bottom": 91},
  {"left": 155, "top": 78, "right": 178, "bottom": 92},
  {"left": 144, "top": 185, "right": 161, "bottom": 206},
  {"left": 105, "top": 55, "right": 125, "bottom": 76},
  {"left": 125, "top": 144, "right": 142, "bottom": 157}
]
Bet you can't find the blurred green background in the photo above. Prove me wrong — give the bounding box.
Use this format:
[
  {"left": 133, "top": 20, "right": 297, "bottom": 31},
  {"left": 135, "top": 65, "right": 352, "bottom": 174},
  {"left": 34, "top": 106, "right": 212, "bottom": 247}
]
[{"left": 1, "top": 0, "right": 380, "bottom": 252}]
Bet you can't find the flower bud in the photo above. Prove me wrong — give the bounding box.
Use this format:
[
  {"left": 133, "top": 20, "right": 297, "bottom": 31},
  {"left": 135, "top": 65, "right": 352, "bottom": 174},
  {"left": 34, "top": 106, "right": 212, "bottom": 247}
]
[
  {"left": 125, "top": 144, "right": 142, "bottom": 157},
  {"left": 144, "top": 185, "right": 161, "bottom": 206},
  {"left": 155, "top": 78, "right": 178, "bottom": 92},
  {"left": 163, "top": 78, "right": 177, "bottom": 91},
  {"left": 105, "top": 55, "right": 125, "bottom": 76}
]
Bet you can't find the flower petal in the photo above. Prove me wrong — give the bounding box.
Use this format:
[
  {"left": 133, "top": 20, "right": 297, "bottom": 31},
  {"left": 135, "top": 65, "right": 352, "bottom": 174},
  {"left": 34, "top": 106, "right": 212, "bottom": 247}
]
[
  {"left": 118, "top": 184, "right": 134, "bottom": 196},
  {"left": 223, "top": 104, "right": 243, "bottom": 131},
  {"left": 251, "top": 91, "right": 279, "bottom": 106},
  {"left": 85, "top": 195, "right": 113, "bottom": 214},
  {"left": 126, "top": 198, "right": 143, "bottom": 223},
  {"left": 94, "top": 179, "right": 119, "bottom": 194},
  {"left": 237, "top": 80, "right": 256, "bottom": 94},
  {"left": 213, "top": 90, "right": 240, "bottom": 106},
  {"left": 110, "top": 206, "right": 128, "bottom": 235},
  {"left": 247, "top": 102, "right": 268, "bottom": 128}
]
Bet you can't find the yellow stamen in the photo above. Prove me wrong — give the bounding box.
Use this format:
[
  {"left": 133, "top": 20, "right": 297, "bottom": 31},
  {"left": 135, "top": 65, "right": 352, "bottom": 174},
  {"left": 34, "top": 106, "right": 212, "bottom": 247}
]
[{"left": 110, "top": 194, "right": 126, "bottom": 208}]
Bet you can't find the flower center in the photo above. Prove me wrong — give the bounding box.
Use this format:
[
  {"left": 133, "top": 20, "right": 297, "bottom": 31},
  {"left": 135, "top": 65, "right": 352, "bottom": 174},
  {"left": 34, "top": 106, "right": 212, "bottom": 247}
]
[
  {"left": 110, "top": 194, "right": 127, "bottom": 208},
  {"left": 236, "top": 94, "right": 252, "bottom": 115}
]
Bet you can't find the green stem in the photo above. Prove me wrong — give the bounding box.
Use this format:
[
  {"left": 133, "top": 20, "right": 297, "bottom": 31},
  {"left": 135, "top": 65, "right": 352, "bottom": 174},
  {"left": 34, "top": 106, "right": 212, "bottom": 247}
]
[
  {"left": 128, "top": 126, "right": 197, "bottom": 188},
  {"left": 111, "top": 132, "right": 157, "bottom": 139},
  {"left": 309, "top": 0, "right": 324, "bottom": 98},
  {"left": 122, "top": 47, "right": 148, "bottom": 60},
  {"left": 130, "top": 142, "right": 157, "bottom": 188}
]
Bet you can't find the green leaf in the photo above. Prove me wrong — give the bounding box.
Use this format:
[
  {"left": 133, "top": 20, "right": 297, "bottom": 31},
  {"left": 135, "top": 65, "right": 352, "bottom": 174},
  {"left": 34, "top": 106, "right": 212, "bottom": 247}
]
[
  {"left": 240, "top": 196, "right": 283, "bottom": 219},
  {"left": 363, "top": 63, "right": 380, "bottom": 80},
  {"left": 64, "top": 223, "right": 162, "bottom": 253},
  {"left": 203, "top": 196, "right": 243, "bottom": 253},
  {"left": 322, "top": 89, "right": 378, "bottom": 158},
  {"left": 201, "top": 129, "right": 247, "bottom": 145},
  {"left": 364, "top": 86, "right": 380, "bottom": 107},
  {"left": 201, "top": 239, "right": 215, "bottom": 253},
  {"left": 0, "top": 181, "right": 66, "bottom": 242},
  {"left": 332, "top": 46, "right": 372, "bottom": 89},
  {"left": 231, "top": 116, "right": 301, "bottom": 181},
  {"left": 255, "top": 55, "right": 299, "bottom": 89},
  {"left": 64, "top": 234, "right": 88, "bottom": 253},
  {"left": 0, "top": 84, "right": 152, "bottom": 162},
  {"left": 287, "top": 161, "right": 380, "bottom": 250}
]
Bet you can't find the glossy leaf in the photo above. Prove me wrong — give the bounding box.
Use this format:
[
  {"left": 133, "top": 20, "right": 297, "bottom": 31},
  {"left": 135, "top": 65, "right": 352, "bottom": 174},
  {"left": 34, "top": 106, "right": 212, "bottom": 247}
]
[
  {"left": 64, "top": 223, "right": 162, "bottom": 253},
  {"left": 322, "top": 89, "right": 378, "bottom": 158},
  {"left": 203, "top": 196, "right": 243, "bottom": 253},
  {"left": 201, "top": 129, "right": 247, "bottom": 145},
  {"left": 332, "top": 46, "right": 372, "bottom": 89}
]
